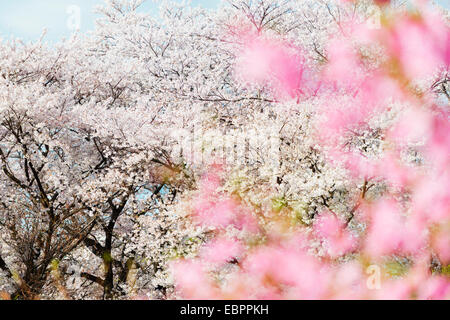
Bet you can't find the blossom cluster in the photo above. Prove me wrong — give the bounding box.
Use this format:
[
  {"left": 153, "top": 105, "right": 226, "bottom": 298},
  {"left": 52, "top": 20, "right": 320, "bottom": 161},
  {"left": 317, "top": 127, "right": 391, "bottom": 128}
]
[
  {"left": 170, "top": 0, "right": 450, "bottom": 300},
  {"left": 0, "top": 0, "right": 448, "bottom": 300}
]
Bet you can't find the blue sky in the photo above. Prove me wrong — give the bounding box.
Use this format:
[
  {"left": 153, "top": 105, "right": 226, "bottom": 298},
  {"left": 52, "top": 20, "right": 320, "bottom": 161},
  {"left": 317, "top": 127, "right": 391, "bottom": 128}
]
[
  {"left": 0, "top": 0, "right": 448, "bottom": 43},
  {"left": 0, "top": 0, "right": 220, "bottom": 43}
]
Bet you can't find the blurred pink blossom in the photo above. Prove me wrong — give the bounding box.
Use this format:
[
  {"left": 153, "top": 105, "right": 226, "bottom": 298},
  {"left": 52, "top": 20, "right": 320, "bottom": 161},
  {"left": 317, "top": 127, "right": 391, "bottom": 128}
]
[
  {"left": 200, "top": 237, "right": 243, "bottom": 266},
  {"left": 385, "top": 11, "right": 449, "bottom": 79},
  {"left": 235, "top": 34, "right": 305, "bottom": 100},
  {"left": 314, "top": 213, "right": 357, "bottom": 258},
  {"left": 170, "top": 260, "right": 218, "bottom": 299}
]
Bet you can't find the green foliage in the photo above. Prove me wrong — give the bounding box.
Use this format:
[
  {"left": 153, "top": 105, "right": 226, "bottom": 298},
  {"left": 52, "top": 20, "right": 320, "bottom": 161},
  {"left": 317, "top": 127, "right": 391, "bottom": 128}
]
[
  {"left": 441, "top": 265, "right": 450, "bottom": 277},
  {"left": 50, "top": 259, "right": 60, "bottom": 271},
  {"left": 271, "top": 197, "right": 288, "bottom": 213},
  {"left": 384, "top": 259, "right": 409, "bottom": 277},
  {"left": 102, "top": 252, "right": 113, "bottom": 264}
]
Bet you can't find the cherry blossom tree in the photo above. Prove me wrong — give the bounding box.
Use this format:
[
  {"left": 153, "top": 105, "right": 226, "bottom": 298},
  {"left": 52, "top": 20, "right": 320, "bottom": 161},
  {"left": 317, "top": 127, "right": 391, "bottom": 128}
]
[{"left": 0, "top": 0, "right": 448, "bottom": 300}]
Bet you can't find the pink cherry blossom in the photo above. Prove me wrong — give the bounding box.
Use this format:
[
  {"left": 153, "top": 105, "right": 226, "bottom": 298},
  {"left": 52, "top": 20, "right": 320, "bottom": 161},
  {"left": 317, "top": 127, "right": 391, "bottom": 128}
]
[
  {"left": 385, "top": 10, "right": 449, "bottom": 79},
  {"left": 200, "top": 237, "right": 243, "bottom": 266},
  {"left": 235, "top": 34, "right": 305, "bottom": 100},
  {"left": 314, "top": 213, "right": 357, "bottom": 258}
]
